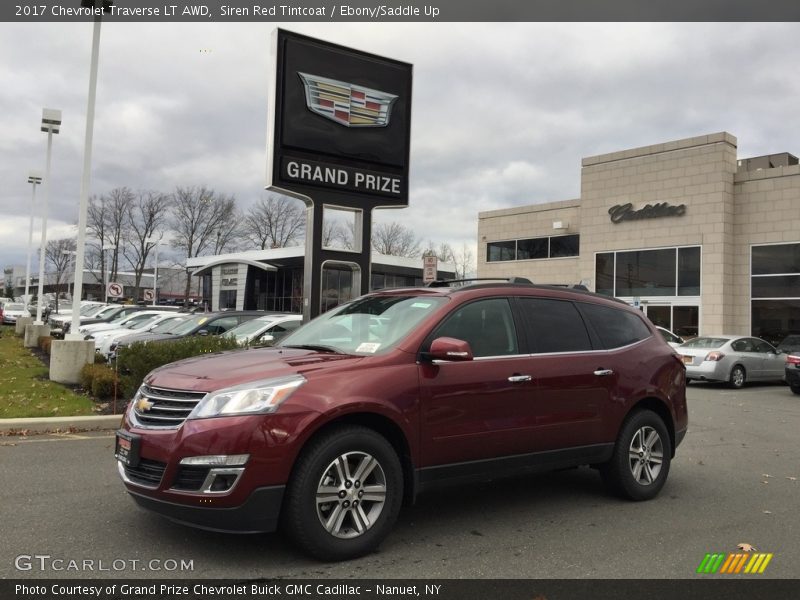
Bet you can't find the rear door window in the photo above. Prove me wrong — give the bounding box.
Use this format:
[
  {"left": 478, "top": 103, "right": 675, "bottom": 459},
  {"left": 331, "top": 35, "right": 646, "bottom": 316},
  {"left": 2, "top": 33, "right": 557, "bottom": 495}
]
[
  {"left": 579, "top": 303, "right": 652, "bottom": 349},
  {"left": 517, "top": 298, "right": 593, "bottom": 353}
]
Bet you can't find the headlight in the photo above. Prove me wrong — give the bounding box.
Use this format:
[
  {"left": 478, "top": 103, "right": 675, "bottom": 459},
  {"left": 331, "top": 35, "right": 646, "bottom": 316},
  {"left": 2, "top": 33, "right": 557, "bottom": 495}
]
[{"left": 188, "top": 375, "right": 306, "bottom": 419}]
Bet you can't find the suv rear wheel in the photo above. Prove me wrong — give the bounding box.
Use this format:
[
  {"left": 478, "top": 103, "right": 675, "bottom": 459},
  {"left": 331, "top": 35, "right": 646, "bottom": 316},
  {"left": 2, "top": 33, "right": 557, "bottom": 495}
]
[
  {"left": 601, "top": 409, "right": 671, "bottom": 501},
  {"left": 282, "top": 425, "right": 403, "bottom": 561}
]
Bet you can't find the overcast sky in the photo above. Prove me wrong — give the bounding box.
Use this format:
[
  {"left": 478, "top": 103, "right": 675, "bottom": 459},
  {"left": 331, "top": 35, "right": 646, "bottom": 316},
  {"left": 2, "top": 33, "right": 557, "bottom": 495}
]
[{"left": 2, "top": 22, "right": 800, "bottom": 272}]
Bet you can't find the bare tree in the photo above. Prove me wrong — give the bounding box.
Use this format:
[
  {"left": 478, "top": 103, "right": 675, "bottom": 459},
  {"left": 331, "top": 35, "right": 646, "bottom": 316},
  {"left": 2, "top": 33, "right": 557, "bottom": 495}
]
[
  {"left": 371, "top": 221, "right": 421, "bottom": 258},
  {"left": 452, "top": 243, "right": 475, "bottom": 279},
  {"left": 122, "top": 191, "right": 172, "bottom": 299},
  {"left": 87, "top": 188, "right": 134, "bottom": 287},
  {"left": 170, "top": 186, "right": 238, "bottom": 305},
  {"left": 243, "top": 195, "right": 305, "bottom": 249},
  {"left": 424, "top": 241, "right": 456, "bottom": 264},
  {"left": 44, "top": 238, "right": 77, "bottom": 313}
]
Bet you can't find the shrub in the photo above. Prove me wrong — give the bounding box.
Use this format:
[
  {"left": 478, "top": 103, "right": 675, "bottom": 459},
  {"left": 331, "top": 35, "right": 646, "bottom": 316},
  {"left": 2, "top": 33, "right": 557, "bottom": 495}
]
[
  {"left": 39, "top": 336, "right": 53, "bottom": 355},
  {"left": 117, "top": 335, "right": 242, "bottom": 398},
  {"left": 79, "top": 363, "right": 120, "bottom": 400},
  {"left": 94, "top": 352, "right": 108, "bottom": 364}
]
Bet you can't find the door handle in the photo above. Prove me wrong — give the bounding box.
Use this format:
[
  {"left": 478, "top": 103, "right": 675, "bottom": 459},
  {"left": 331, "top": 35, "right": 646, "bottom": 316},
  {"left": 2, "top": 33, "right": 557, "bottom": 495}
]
[
  {"left": 508, "top": 374, "right": 532, "bottom": 383},
  {"left": 593, "top": 369, "right": 614, "bottom": 377}
]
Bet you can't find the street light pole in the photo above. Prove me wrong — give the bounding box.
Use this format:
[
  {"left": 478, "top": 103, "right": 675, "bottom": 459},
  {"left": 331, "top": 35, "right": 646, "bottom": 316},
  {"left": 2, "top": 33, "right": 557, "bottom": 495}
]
[
  {"left": 35, "top": 109, "right": 61, "bottom": 326},
  {"left": 67, "top": 0, "right": 112, "bottom": 340},
  {"left": 25, "top": 172, "right": 43, "bottom": 306}
]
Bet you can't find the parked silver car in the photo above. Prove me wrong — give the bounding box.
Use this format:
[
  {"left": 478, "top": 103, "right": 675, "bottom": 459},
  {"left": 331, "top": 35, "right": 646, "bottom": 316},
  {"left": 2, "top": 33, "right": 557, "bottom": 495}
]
[{"left": 680, "top": 335, "right": 786, "bottom": 388}]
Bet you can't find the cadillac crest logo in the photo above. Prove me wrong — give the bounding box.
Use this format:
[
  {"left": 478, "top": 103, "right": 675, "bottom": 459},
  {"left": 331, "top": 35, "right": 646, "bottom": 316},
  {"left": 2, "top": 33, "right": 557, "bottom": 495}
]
[{"left": 298, "top": 72, "right": 398, "bottom": 128}]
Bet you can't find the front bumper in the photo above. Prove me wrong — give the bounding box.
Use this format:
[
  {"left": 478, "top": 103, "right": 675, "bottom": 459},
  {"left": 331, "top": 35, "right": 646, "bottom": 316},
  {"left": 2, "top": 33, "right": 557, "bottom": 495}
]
[{"left": 123, "top": 468, "right": 284, "bottom": 533}]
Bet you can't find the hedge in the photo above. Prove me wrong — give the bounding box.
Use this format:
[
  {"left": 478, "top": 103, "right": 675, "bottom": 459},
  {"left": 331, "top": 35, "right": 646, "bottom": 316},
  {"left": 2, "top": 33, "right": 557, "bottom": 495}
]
[
  {"left": 79, "top": 363, "right": 121, "bottom": 401},
  {"left": 117, "top": 335, "right": 243, "bottom": 398}
]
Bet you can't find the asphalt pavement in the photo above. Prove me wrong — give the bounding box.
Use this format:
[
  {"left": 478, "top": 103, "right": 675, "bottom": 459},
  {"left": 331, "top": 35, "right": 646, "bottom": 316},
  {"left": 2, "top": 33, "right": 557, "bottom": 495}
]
[{"left": 1, "top": 382, "right": 798, "bottom": 579}]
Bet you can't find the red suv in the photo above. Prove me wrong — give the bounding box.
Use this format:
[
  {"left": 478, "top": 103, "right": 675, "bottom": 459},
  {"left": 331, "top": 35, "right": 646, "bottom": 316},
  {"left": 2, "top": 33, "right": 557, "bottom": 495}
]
[{"left": 116, "top": 281, "right": 687, "bottom": 560}]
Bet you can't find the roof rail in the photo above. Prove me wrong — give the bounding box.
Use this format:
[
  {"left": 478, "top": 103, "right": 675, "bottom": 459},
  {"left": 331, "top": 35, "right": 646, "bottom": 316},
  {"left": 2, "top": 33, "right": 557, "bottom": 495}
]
[{"left": 426, "top": 277, "right": 533, "bottom": 288}]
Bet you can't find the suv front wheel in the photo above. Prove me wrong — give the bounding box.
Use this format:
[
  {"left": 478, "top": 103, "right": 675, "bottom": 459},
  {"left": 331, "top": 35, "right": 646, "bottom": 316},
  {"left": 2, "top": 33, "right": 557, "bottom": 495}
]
[
  {"left": 601, "top": 409, "right": 672, "bottom": 501},
  {"left": 282, "top": 425, "right": 403, "bottom": 561}
]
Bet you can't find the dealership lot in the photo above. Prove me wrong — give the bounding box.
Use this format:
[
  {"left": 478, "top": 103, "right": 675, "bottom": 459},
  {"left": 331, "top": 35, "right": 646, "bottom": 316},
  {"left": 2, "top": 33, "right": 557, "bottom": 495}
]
[{"left": 1, "top": 383, "right": 798, "bottom": 579}]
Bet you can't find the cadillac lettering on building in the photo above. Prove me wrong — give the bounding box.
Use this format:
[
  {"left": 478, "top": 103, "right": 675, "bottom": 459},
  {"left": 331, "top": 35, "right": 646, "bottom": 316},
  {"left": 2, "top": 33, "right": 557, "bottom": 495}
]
[
  {"left": 609, "top": 202, "right": 687, "bottom": 224},
  {"left": 282, "top": 158, "right": 403, "bottom": 198}
]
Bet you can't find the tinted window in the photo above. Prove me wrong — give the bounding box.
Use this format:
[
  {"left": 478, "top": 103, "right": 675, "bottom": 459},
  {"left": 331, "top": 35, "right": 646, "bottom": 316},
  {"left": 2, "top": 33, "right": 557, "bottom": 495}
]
[
  {"left": 549, "top": 234, "right": 580, "bottom": 258},
  {"left": 681, "top": 337, "right": 727, "bottom": 348},
  {"left": 205, "top": 316, "right": 239, "bottom": 335},
  {"left": 678, "top": 246, "right": 701, "bottom": 296},
  {"left": 518, "top": 298, "right": 592, "bottom": 353},
  {"left": 615, "top": 249, "right": 676, "bottom": 297},
  {"left": 431, "top": 298, "right": 518, "bottom": 357},
  {"left": 752, "top": 243, "right": 800, "bottom": 275},
  {"left": 595, "top": 253, "right": 615, "bottom": 296},
  {"left": 580, "top": 303, "right": 651, "bottom": 349},
  {"left": 517, "top": 238, "right": 548, "bottom": 260},
  {"left": 487, "top": 241, "right": 516, "bottom": 262}
]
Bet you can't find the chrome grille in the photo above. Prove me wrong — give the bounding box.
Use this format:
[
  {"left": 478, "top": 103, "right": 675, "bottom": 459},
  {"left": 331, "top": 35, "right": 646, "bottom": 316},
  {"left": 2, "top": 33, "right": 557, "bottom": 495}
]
[{"left": 132, "top": 384, "right": 207, "bottom": 428}]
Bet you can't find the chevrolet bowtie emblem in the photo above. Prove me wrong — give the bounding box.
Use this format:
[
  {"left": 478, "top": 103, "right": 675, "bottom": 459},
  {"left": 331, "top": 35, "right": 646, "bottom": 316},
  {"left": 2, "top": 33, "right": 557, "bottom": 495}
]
[
  {"left": 298, "top": 72, "right": 398, "bottom": 128},
  {"left": 136, "top": 398, "right": 154, "bottom": 412}
]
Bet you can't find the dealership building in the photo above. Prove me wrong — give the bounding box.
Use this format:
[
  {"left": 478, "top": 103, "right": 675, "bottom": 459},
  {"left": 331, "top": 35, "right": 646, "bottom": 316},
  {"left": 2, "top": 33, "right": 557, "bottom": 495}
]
[
  {"left": 187, "top": 247, "right": 454, "bottom": 314},
  {"left": 478, "top": 132, "right": 800, "bottom": 345}
]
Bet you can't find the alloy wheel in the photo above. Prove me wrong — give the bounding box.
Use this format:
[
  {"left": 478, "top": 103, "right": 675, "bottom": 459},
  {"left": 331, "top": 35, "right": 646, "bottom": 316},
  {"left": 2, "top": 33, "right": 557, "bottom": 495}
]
[{"left": 627, "top": 426, "right": 663, "bottom": 486}]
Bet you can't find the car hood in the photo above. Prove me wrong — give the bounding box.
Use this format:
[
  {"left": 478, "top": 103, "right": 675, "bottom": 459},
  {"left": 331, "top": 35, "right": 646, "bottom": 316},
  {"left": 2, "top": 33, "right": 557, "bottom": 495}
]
[{"left": 145, "top": 347, "right": 362, "bottom": 393}]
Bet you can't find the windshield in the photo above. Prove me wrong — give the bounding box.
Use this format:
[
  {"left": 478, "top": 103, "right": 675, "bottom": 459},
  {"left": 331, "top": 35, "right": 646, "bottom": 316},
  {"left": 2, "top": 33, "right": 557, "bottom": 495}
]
[
  {"left": 681, "top": 337, "right": 728, "bottom": 348},
  {"left": 7, "top": 303, "right": 25, "bottom": 311},
  {"left": 150, "top": 316, "right": 187, "bottom": 333},
  {"left": 225, "top": 316, "right": 281, "bottom": 339},
  {"left": 279, "top": 295, "right": 447, "bottom": 355},
  {"left": 81, "top": 304, "right": 105, "bottom": 316},
  {"left": 169, "top": 314, "right": 210, "bottom": 336}
]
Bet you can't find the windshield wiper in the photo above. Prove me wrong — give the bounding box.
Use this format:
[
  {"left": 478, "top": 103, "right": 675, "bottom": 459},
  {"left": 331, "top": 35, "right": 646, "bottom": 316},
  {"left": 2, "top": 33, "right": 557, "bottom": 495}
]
[{"left": 282, "top": 344, "right": 343, "bottom": 354}]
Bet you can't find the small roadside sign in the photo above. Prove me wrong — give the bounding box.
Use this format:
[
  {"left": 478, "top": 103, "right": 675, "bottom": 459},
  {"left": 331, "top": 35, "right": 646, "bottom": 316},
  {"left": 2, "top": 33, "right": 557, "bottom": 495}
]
[
  {"left": 143, "top": 289, "right": 155, "bottom": 302},
  {"left": 423, "top": 255, "right": 438, "bottom": 284},
  {"left": 107, "top": 282, "right": 123, "bottom": 298}
]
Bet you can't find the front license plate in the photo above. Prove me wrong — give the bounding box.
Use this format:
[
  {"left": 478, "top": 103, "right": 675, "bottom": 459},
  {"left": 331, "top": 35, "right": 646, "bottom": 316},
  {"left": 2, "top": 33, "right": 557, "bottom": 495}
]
[
  {"left": 115, "top": 430, "right": 141, "bottom": 467},
  {"left": 683, "top": 355, "right": 694, "bottom": 365}
]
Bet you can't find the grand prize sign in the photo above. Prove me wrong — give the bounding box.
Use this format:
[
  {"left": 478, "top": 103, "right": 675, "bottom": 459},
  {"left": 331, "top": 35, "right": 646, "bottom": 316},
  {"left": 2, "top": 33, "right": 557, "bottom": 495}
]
[{"left": 266, "top": 29, "right": 412, "bottom": 319}]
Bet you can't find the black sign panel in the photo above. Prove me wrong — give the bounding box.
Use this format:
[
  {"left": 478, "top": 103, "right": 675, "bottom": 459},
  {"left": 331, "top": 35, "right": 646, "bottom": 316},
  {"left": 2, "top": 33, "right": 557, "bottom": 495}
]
[{"left": 268, "top": 29, "right": 412, "bottom": 207}]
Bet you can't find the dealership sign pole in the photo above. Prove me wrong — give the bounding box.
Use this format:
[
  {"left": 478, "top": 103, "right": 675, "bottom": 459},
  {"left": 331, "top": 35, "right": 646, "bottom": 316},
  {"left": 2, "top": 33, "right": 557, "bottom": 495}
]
[{"left": 266, "top": 29, "right": 412, "bottom": 321}]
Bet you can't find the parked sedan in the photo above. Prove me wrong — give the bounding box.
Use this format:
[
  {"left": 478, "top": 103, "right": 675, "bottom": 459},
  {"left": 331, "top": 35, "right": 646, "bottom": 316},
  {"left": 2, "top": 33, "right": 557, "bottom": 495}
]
[
  {"left": 1, "top": 303, "right": 29, "bottom": 324},
  {"left": 656, "top": 326, "right": 684, "bottom": 348},
  {"left": 785, "top": 354, "right": 800, "bottom": 395},
  {"left": 680, "top": 335, "right": 786, "bottom": 388}
]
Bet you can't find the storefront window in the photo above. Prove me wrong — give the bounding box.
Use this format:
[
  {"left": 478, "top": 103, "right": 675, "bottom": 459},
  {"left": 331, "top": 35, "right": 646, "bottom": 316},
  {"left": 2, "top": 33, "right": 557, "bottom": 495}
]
[
  {"left": 595, "top": 253, "right": 614, "bottom": 296},
  {"left": 219, "top": 289, "right": 237, "bottom": 309},
  {"left": 751, "top": 244, "right": 800, "bottom": 345},
  {"left": 615, "top": 249, "right": 676, "bottom": 297},
  {"left": 678, "top": 247, "right": 701, "bottom": 296}
]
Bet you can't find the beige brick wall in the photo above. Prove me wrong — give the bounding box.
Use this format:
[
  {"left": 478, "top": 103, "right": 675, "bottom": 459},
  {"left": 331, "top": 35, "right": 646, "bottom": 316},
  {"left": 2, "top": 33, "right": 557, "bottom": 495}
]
[{"left": 477, "top": 199, "right": 582, "bottom": 285}]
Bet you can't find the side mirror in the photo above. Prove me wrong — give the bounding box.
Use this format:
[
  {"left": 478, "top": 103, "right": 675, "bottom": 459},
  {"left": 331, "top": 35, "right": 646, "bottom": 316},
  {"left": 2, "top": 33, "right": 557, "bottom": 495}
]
[
  {"left": 425, "top": 337, "right": 474, "bottom": 362},
  {"left": 197, "top": 329, "right": 209, "bottom": 336}
]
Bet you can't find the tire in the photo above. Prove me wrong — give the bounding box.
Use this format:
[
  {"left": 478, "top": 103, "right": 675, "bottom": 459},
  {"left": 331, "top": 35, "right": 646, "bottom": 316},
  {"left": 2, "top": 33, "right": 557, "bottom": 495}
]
[
  {"left": 790, "top": 384, "right": 800, "bottom": 396},
  {"left": 282, "top": 425, "right": 403, "bottom": 561},
  {"left": 600, "top": 409, "right": 672, "bottom": 501},
  {"left": 729, "top": 365, "right": 746, "bottom": 389}
]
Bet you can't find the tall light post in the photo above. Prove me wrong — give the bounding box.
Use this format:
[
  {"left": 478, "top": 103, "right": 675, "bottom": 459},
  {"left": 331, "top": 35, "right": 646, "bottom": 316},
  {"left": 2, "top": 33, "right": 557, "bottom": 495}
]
[
  {"left": 145, "top": 237, "right": 164, "bottom": 306},
  {"left": 34, "top": 109, "right": 61, "bottom": 326},
  {"left": 102, "top": 244, "right": 116, "bottom": 302},
  {"left": 25, "top": 171, "right": 43, "bottom": 305},
  {"left": 66, "top": 0, "right": 113, "bottom": 341}
]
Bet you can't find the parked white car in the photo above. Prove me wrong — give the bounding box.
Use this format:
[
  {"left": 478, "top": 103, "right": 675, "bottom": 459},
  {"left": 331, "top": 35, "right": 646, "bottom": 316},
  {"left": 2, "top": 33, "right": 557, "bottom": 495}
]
[
  {"left": 679, "top": 335, "right": 786, "bottom": 388},
  {"left": 94, "top": 313, "right": 186, "bottom": 358},
  {"left": 1, "top": 302, "right": 29, "bottom": 324},
  {"left": 656, "top": 326, "right": 685, "bottom": 348},
  {"left": 223, "top": 313, "right": 303, "bottom": 346}
]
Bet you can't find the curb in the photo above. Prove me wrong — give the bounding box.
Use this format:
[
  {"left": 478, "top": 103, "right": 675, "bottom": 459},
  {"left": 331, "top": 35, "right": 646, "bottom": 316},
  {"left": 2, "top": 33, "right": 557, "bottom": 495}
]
[{"left": 0, "top": 415, "right": 121, "bottom": 433}]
